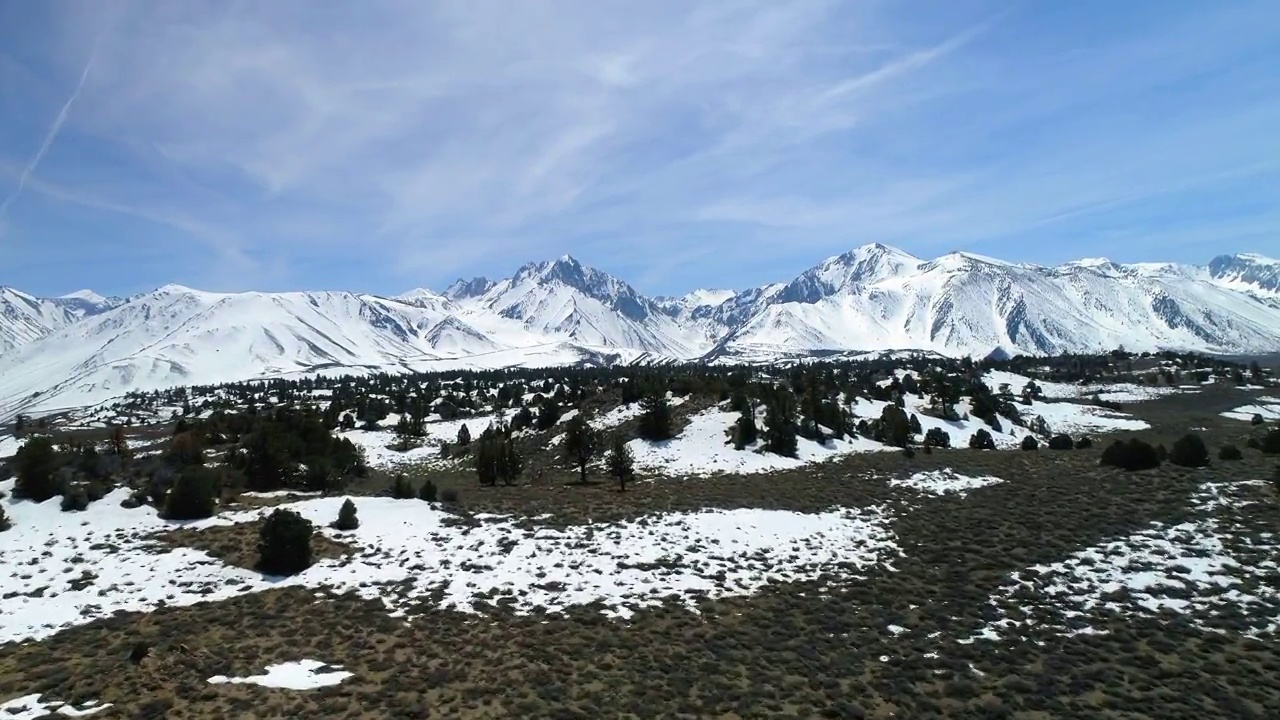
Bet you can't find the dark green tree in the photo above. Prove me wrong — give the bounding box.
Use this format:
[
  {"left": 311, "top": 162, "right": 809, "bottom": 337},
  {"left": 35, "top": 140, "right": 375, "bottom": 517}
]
[
  {"left": 391, "top": 473, "right": 415, "bottom": 499},
  {"left": 257, "top": 508, "right": 314, "bottom": 576},
  {"left": 14, "top": 435, "right": 59, "bottom": 502},
  {"left": 636, "top": 393, "right": 674, "bottom": 441},
  {"left": 456, "top": 423, "right": 472, "bottom": 446},
  {"left": 163, "top": 466, "right": 219, "bottom": 520},
  {"left": 418, "top": 479, "right": 438, "bottom": 502},
  {"left": 605, "top": 433, "right": 634, "bottom": 491},
  {"left": 535, "top": 398, "right": 562, "bottom": 431},
  {"left": 334, "top": 498, "right": 359, "bottom": 530},
  {"left": 561, "top": 413, "right": 597, "bottom": 484},
  {"left": 764, "top": 395, "right": 798, "bottom": 457}
]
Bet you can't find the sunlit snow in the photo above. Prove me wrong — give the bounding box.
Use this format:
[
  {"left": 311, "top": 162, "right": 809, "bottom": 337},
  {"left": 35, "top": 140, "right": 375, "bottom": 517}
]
[{"left": 208, "top": 660, "right": 353, "bottom": 690}]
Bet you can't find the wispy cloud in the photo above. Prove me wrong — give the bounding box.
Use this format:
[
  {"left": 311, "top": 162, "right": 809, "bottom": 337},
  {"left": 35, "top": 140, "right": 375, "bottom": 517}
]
[
  {"left": 0, "top": 32, "right": 99, "bottom": 224},
  {"left": 1, "top": 0, "right": 1277, "bottom": 296}
]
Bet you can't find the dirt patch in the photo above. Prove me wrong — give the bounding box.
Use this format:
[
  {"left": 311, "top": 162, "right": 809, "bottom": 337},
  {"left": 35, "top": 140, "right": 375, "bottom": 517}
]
[{"left": 160, "top": 520, "right": 357, "bottom": 572}]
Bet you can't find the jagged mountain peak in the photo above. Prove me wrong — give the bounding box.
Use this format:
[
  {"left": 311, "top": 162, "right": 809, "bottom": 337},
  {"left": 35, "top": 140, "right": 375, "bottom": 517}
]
[
  {"left": 1208, "top": 252, "right": 1280, "bottom": 294},
  {"left": 442, "top": 276, "right": 495, "bottom": 301}
]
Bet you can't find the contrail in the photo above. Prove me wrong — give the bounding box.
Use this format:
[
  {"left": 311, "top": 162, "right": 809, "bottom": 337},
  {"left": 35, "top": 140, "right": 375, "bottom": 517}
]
[{"left": 0, "top": 37, "right": 101, "bottom": 220}]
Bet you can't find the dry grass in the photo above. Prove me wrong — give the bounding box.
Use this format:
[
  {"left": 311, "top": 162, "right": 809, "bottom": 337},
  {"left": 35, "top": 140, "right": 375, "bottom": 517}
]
[{"left": 2, "top": 387, "right": 1278, "bottom": 718}]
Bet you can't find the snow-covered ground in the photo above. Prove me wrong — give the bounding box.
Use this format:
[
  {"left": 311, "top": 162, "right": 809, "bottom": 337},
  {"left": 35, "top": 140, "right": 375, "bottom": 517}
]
[
  {"left": 0, "top": 479, "right": 899, "bottom": 644},
  {"left": 973, "top": 481, "right": 1280, "bottom": 642},
  {"left": 625, "top": 393, "right": 1149, "bottom": 477},
  {"left": 0, "top": 694, "right": 111, "bottom": 718},
  {"left": 628, "top": 409, "right": 884, "bottom": 476},
  {"left": 338, "top": 410, "right": 518, "bottom": 469},
  {"left": 889, "top": 470, "right": 1004, "bottom": 497},
  {"left": 208, "top": 660, "right": 352, "bottom": 690},
  {"left": 983, "top": 370, "right": 1184, "bottom": 404},
  {"left": 1221, "top": 396, "right": 1280, "bottom": 423}
]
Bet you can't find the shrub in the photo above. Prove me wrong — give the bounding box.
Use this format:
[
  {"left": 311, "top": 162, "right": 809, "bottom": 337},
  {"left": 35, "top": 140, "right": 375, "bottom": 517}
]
[
  {"left": 1247, "top": 437, "right": 1262, "bottom": 450},
  {"left": 0, "top": 504, "right": 10, "bottom": 532},
  {"left": 418, "top": 479, "right": 438, "bottom": 502},
  {"left": 1252, "top": 413, "right": 1265, "bottom": 426},
  {"left": 60, "top": 485, "right": 89, "bottom": 513},
  {"left": 1074, "top": 436, "right": 1093, "bottom": 450},
  {"left": 257, "top": 509, "right": 313, "bottom": 576},
  {"left": 334, "top": 498, "right": 359, "bottom": 530},
  {"left": 1262, "top": 429, "right": 1280, "bottom": 454},
  {"left": 440, "top": 487, "right": 460, "bottom": 504},
  {"left": 1156, "top": 444, "right": 1169, "bottom": 462},
  {"left": 968, "top": 429, "right": 996, "bottom": 450},
  {"left": 1047, "top": 434, "right": 1073, "bottom": 450},
  {"left": 1100, "top": 439, "right": 1161, "bottom": 471},
  {"left": 390, "top": 474, "right": 414, "bottom": 499},
  {"left": 14, "top": 436, "right": 59, "bottom": 502},
  {"left": 1218, "top": 444, "right": 1243, "bottom": 461},
  {"left": 1021, "top": 435, "right": 1039, "bottom": 451},
  {"left": 923, "top": 427, "right": 951, "bottom": 449},
  {"left": 1170, "top": 434, "right": 1210, "bottom": 468},
  {"left": 163, "top": 466, "right": 219, "bottom": 520}
]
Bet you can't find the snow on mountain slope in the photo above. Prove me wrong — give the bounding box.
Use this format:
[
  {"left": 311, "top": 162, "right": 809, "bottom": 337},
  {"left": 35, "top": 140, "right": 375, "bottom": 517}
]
[
  {"left": 0, "top": 287, "right": 121, "bottom": 356},
  {"left": 1208, "top": 253, "right": 1280, "bottom": 295},
  {"left": 461, "top": 255, "right": 713, "bottom": 357},
  {"left": 4, "top": 245, "right": 1280, "bottom": 416},
  {"left": 713, "top": 247, "right": 1280, "bottom": 359},
  {"left": 0, "top": 286, "right": 542, "bottom": 417}
]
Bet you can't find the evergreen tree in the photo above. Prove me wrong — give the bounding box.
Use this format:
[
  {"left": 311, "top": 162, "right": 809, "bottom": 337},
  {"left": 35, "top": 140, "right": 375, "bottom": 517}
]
[
  {"left": 535, "top": 398, "right": 562, "bottom": 431},
  {"left": 734, "top": 408, "right": 758, "bottom": 450},
  {"left": 418, "top": 479, "right": 438, "bottom": 502},
  {"left": 14, "top": 435, "right": 59, "bottom": 502},
  {"left": 167, "top": 432, "right": 206, "bottom": 467},
  {"left": 606, "top": 433, "right": 635, "bottom": 491},
  {"left": 562, "top": 413, "right": 597, "bottom": 484},
  {"left": 257, "top": 508, "right": 314, "bottom": 576},
  {"left": 163, "top": 466, "right": 219, "bottom": 520},
  {"left": 334, "top": 498, "right": 359, "bottom": 530},
  {"left": 457, "top": 423, "right": 471, "bottom": 446},
  {"left": 763, "top": 395, "right": 798, "bottom": 457},
  {"left": 879, "top": 404, "right": 911, "bottom": 448},
  {"left": 0, "top": 504, "right": 10, "bottom": 532},
  {"left": 637, "top": 393, "right": 674, "bottom": 441},
  {"left": 391, "top": 473, "right": 415, "bottom": 499},
  {"left": 108, "top": 425, "right": 131, "bottom": 459},
  {"left": 498, "top": 435, "right": 523, "bottom": 486}
]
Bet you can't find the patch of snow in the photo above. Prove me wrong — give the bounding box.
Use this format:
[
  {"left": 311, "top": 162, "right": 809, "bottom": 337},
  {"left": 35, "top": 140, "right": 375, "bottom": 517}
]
[
  {"left": 0, "top": 480, "right": 899, "bottom": 643},
  {"left": 239, "top": 490, "right": 323, "bottom": 499},
  {"left": 0, "top": 695, "right": 112, "bottom": 718},
  {"left": 972, "top": 482, "right": 1280, "bottom": 642},
  {"left": 889, "top": 469, "right": 1004, "bottom": 497},
  {"left": 208, "top": 660, "right": 352, "bottom": 690},
  {"left": 628, "top": 409, "right": 883, "bottom": 476},
  {"left": 1221, "top": 397, "right": 1280, "bottom": 423}
]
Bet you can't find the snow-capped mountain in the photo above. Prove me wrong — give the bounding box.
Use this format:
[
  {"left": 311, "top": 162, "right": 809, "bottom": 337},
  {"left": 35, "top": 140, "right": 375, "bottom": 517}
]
[
  {"left": 3, "top": 246, "right": 1279, "bottom": 417},
  {"left": 0, "top": 287, "right": 121, "bottom": 355},
  {"left": 1208, "top": 253, "right": 1280, "bottom": 295},
  {"left": 454, "top": 255, "right": 713, "bottom": 356}
]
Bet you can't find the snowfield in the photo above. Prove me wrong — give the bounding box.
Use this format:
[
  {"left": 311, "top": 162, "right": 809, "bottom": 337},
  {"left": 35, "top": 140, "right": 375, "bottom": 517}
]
[
  {"left": 0, "top": 479, "right": 900, "bottom": 644},
  {"left": 208, "top": 660, "right": 353, "bottom": 690},
  {"left": 0, "top": 694, "right": 112, "bottom": 718},
  {"left": 889, "top": 470, "right": 1005, "bottom": 497},
  {"left": 1221, "top": 396, "right": 1280, "bottom": 423},
  {"left": 973, "top": 481, "right": 1280, "bottom": 642}
]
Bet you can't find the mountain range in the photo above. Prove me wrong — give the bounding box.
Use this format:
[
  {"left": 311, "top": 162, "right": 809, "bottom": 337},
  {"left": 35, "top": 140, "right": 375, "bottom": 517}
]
[{"left": 2, "top": 245, "right": 1279, "bottom": 418}]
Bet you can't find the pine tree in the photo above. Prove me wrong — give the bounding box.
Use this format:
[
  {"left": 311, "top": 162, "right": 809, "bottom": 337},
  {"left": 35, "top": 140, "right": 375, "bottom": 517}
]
[
  {"left": 498, "top": 436, "right": 523, "bottom": 486},
  {"left": 637, "top": 393, "right": 674, "bottom": 441},
  {"left": 391, "top": 473, "right": 415, "bottom": 499},
  {"left": 606, "top": 433, "right": 635, "bottom": 491},
  {"left": 334, "top": 498, "right": 359, "bottom": 530},
  {"left": 257, "top": 508, "right": 314, "bottom": 576},
  {"left": 418, "top": 479, "right": 438, "bottom": 502},
  {"left": 14, "top": 435, "right": 59, "bottom": 502},
  {"left": 0, "top": 504, "right": 10, "bottom": 532},
  {"left": 763, "top": 395, "right": 798, "bottom": 457},
  {"left": 167, "top": 432, "right": 206, "bottom": 467},
  {"left": 108, "top": 425, "right": 131, "bottom": 458},
  {"left": 734, "top": 407, "right": 759, "bottom": 450},
  {"left": 535, "top": 398, "right": 562, "bottom": 431},
  {"left": 562, "top": 413, "right": 597, "bottom": 484},
  {"left": 163, "top": 466, "right": 219, "bottom": 520},
  {"left": 457, "top": 423, "right": 471, "bottom": 446}
]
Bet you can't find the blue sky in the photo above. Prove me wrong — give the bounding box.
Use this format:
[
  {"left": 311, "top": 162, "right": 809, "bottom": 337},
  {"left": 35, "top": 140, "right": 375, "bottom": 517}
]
[{"left": 1, "top": 0, "right": 1277, "bottom": 299}]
